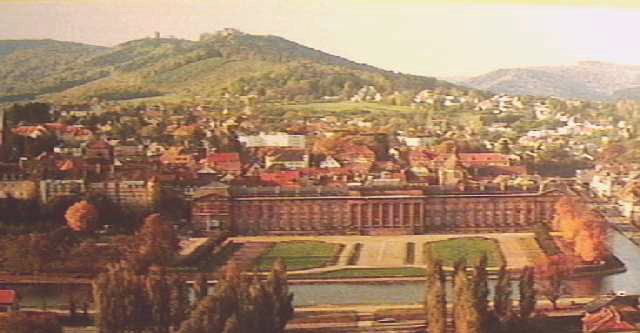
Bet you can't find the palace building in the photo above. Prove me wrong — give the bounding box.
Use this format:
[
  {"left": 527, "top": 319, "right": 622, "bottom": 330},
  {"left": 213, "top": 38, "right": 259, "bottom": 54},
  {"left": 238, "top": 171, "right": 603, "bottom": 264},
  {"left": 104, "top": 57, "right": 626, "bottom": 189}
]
[{"left": 191, "top": 180, "right": 569, "bottom": 236}]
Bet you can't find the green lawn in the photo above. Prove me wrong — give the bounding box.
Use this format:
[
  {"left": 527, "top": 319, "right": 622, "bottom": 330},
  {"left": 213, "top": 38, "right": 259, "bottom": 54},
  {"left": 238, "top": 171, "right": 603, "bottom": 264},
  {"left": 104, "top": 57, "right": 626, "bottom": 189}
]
[
  {"left": 426, "top": 237, "right": 505, "bottom": 267},
  {"left": 293, "top": 267, "right": 426, "bottom": 279},
  {"left": 257, "top": 241, "right": 343, "bottom": 271}
]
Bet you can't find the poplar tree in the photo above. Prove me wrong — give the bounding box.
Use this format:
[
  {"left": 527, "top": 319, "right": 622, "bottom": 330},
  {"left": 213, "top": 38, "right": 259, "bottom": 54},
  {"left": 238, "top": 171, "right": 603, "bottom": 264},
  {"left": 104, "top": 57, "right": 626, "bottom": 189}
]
[
  {"left": 267, "top": 258, "right": 294, "bottom": 333},
  {"left": 425, "top": 253, "right": 447, "bottom": 333},
  {"left": 146, "top": 268, "right": 172, "bottom": 333},
  {"left": 473, "top": 254, "right": 489, "bottom": 321},
  {"left": 519, "top": 266, "right": 537, "bottom": 320},
  {"left": 493, "top": 265, "right": 513, "bottom": 320},
  {"left": 454, "top": 263, "right": 482, "bottom": 333},
  {"left": 169, "top": 275, "right": 190, "bottom": 330}
]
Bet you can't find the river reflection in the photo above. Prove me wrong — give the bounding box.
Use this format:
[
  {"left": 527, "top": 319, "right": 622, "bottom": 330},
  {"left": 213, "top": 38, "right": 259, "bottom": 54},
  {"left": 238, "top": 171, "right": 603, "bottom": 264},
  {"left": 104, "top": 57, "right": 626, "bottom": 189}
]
[{"left": 7, "top": 229, "right": 640, "bottom": 308}]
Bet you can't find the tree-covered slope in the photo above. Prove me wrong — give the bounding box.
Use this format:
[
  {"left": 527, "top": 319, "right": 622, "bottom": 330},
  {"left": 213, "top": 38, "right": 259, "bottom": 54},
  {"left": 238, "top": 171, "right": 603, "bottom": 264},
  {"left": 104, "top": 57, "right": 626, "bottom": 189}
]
[{"left": 0, "top": 30, "right": 455, "bottom": 102}]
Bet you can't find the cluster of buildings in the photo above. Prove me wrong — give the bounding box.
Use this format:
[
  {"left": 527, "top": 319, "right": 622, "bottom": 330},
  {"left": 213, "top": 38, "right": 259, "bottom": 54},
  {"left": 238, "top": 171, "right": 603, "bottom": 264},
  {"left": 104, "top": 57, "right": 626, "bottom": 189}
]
[
  {"left": 6, "top": 90, "right": 621, "bottom": 236},
  {"left": 0, "top": 107, "right": 570, "bottom": 236},
  {"left": 580, "top": 164, "right": 640, "bottom": 221}
]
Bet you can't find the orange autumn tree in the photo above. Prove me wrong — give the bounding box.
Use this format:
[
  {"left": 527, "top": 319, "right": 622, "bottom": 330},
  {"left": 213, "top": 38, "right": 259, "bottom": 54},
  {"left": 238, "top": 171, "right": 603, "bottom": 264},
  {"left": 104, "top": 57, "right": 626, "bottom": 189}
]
[
  {"left": 535, "top": 255, "right": 578, "bottom": 310},
  {"left": 573, "top": 211, "right": 608, "bottom": 263},
  {"left": 65, "top": 200, "right": 99, "bottom": 232},
  {"left": 553, "top": 196, "right": 583, "bottom": 241},
  {"left": 552, "top": 196, "right": 609, "bottom": 263}
]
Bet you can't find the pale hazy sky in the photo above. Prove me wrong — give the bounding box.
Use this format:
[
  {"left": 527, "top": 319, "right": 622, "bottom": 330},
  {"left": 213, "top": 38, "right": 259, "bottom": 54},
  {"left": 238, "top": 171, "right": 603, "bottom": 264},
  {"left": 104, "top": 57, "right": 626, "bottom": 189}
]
[{"left": 1, "top": 0, "right": 640, "bottom": 77}]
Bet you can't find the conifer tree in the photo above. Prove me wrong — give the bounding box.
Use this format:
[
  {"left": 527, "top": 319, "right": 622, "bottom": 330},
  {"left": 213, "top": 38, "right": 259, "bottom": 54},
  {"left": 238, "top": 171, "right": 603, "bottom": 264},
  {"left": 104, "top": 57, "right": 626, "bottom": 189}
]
[
  {"left": 519, "top": 266, "right": 537, "bottom": 320},
  {"left": 425, "top": 253, "right": 447, "bottom": 333},
  {"left": 453, "top": 263, "right": 482, "bottom": 333},
  {"left": 493, "top": 265, "right": 513, "bottom": 320},
  {"left": 169, "top": 275, "right": 190, "bottom": 330},
  {"left": 146, "top": 267, "right": 172, "bottom": 333},
  {"left": 473, "top": 253, "right": 489, "bottom": 320},
  {"left": 267, "top": 258, "right": 294, "bottom": 333}
]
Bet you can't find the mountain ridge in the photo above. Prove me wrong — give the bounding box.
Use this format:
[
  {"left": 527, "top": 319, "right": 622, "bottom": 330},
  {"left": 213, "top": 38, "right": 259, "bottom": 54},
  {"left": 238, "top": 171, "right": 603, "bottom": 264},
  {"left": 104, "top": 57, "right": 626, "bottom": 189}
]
[
  {"left": 458, "top": 61, "right": 640, "bottom": 101},
  {"left": 0, "top": 30, "right": 455, "bottom": 102}
]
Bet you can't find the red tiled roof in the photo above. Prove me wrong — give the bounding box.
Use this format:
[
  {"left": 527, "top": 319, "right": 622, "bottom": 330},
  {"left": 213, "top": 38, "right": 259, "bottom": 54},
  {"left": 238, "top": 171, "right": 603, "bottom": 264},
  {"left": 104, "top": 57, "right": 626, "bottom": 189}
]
[
  {"left": 204, "top": 153, "right": 240, "bottom": 163},
  {"left": 433, "top": 153, "right": 509, "bottom": 163},
  {"left": 408, "top": 150, "right": 437, "bottom": 160},
  {"left": 0, "top": 290, "right": 16, "bottom": 304},
  {"left": 459, "top": 153, "right": 509, "bottom": 162}
]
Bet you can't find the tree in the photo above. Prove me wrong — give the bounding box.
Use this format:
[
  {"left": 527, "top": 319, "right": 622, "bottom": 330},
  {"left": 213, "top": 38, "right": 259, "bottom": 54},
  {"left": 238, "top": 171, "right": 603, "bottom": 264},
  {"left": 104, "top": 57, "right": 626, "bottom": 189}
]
[
  {"left": 267, "top": 258, "right": 294, "bottom": 333},
  {"left": 535, "top": 256, "right": 575, "bottom": 310},
  {"left": 519, "top": 266, "right": 536, "bottom": 320},
  {"left": 170, "top": 276, "right": 190, "bottom": 329},
  {"left": 178, "top": 258, "right": 294, "bottom": 333},
  {"left": 0, "top": 312, "right": 62, "bottom": 333},
  {"left": 425, "top": 249, "right": 446, "bottom": 333},
  {"left": 493, "top": 265, "right": 512, "bottom": 320},
  {"left": 93, "top": 263, "right": 151, "bottom": 333},
  {"left": 473, "top": 254, "right": 489, "bottom": 322},
  {"left": 132, "top": 213, "right": 179, "bottom": 270},
  {"left": 1, "top": 234, "right": 57, "bottom": 274},
  {"left": 453, "top": 263, "right": 483, "bottom": 333},
  {"left": 65, "top": 200, "right": 99, "bottom": 232},
  {"left": 147, "top": 267, "right": 172, "bottom": 333}
]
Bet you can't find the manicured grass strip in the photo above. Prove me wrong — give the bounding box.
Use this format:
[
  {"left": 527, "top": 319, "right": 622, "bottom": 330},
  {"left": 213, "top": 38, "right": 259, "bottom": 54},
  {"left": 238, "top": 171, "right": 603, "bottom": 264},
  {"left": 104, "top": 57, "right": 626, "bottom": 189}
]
[
  {"left": 294, "top": 267, "right": 426, "bottom": 279},
  {"left": 257, "top": 241, "right": 342, "bottom": 272},
  {"left": 425, "top": 237, "right": 504, "bottom": 267},
  {"left": 347, "top": 243, "right": 363, "bottom": 266},
  {"left": 405, "top": 242, "right": 416, "bottom": 265}
]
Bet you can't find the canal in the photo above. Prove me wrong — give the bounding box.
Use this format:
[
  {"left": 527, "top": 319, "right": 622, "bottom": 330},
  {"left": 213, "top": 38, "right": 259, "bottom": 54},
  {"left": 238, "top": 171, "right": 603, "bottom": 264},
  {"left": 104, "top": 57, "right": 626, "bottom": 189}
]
[{"left": 7, "top": 229, "right": 640, "bottom": 308}]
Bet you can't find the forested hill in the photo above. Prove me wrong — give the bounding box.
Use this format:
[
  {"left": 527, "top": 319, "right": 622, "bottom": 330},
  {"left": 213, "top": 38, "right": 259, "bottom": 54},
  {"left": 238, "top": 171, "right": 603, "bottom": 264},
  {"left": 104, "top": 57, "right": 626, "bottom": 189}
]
[{"left": 0, "top": 30, "right": 455, "bottom": 102}]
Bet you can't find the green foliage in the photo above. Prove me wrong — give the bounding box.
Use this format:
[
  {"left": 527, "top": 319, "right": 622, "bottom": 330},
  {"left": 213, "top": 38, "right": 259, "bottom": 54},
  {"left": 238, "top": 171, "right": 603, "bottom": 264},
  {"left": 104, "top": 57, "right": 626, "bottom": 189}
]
[
  {"left": 93, "top": 263, "right": 187, "bottom": 333},
  {"left": 0, "top": 32, "right": 453, "bottom": 102},
  {"left": 453, "top": 263, "right": 483, "bottom": 333},
  {"left": 257, "top": 241, "right": 342, "bottom": 271},
  {"left": 493, "top": 265, "right": 513, "bottom": 320},
  {"left": 425, "top": 249, "right": 447, "bottom": 333},
  {"left": 518, "top": 266, "right": 536, "bottom": 319},
  {"left": 178, "top": 259, "right": 293, "bottom": 333}
]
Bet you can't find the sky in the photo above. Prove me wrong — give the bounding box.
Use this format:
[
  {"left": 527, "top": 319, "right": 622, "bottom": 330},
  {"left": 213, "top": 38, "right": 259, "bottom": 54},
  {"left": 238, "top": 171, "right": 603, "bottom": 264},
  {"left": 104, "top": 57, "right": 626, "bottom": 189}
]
[{"left": 1, "top": 0, "right": 640, "bottom": 78}]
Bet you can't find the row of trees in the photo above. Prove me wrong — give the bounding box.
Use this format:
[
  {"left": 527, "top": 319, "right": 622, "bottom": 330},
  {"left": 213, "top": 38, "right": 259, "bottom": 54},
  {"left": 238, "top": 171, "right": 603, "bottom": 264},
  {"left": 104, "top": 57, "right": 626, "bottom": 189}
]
[
  {"left": 93, "top": 260, "right": 293, "bottom": 333},
  {"left": 93, "top": 264, "right": 189, "bottom": 333},
  {"left": 178, "top": 260, "right": 293, "bottom": 333},
  {"left": 424, "top": 252, "right": 538, "bottom": 333},
  {"left": 0, "top": 312, "right": 63, "bottom": 333},
  {"left": 0, "top": 211, "right": 178, "bottom": 275}
]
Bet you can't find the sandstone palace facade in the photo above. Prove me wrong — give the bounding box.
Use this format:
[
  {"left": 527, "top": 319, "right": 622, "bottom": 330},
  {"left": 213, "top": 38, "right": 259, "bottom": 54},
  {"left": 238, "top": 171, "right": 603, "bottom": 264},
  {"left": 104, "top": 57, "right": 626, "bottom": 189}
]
[{"left": 191, "top": 181, "right": 569, "bottom": 235}]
